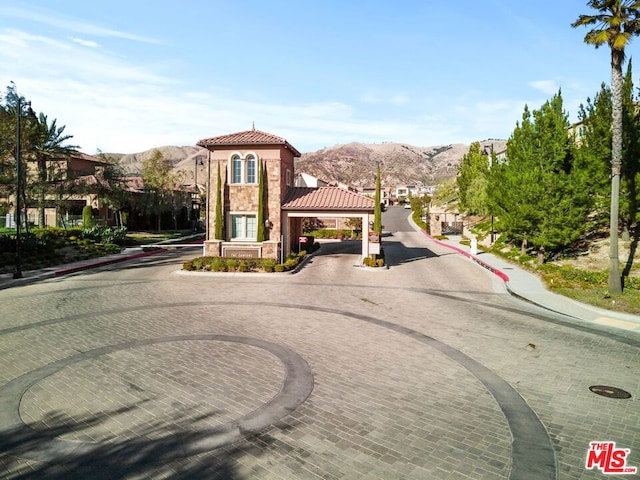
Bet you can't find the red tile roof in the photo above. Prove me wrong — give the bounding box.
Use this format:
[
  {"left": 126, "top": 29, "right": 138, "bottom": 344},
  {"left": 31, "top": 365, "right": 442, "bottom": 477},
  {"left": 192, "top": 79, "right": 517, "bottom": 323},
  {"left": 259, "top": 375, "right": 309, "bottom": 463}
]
[
  {"left": 197, "top": 129, "right": 301, "bottom": 157},
  {"left": 282, "top": 187, "right": 375, "bottom": 211},
  {"left": 73, "top": 152, "right": 110, "bottom": 165}
]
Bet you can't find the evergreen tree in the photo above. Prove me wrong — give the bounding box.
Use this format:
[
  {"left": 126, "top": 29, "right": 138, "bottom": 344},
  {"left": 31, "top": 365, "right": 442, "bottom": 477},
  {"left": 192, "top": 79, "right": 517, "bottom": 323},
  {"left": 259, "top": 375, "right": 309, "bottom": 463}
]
[
  {"left": 214, "top": 162, "right": 223, "bottom": 240},
  {"left": 574, "top": 83, "right": 613, "bottom": 227},
  {"left": 620, "top": 59, "right": 640, "bottom": 236},
  {"left": 573, "top": 1, "right": 640, "bottom": 293},
  {"left": 489, "top": 93, "right": 589, "bottom": 260},
  {"left": 456, "top": 142, "right": 490, "bottom": 215},
  {"left": 374, "top": 164, "right": 382, "bottom": 235},
  {"left": 256, "top": 159, "right": 265, "bottom": 242}
]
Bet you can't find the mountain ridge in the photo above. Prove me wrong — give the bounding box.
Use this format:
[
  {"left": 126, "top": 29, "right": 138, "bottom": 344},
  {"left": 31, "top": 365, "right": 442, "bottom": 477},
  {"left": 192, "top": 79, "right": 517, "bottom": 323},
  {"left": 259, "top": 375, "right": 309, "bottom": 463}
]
[{"left": 106, "top": 139, "right": 506, "bottom": 188}]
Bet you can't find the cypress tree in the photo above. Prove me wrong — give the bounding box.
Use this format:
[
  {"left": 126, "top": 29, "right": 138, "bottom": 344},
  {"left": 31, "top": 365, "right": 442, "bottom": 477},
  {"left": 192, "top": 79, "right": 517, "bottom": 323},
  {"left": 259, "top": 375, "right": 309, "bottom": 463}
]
[
  {"left": 374, "top": 165, "right": 382, "bottom": 234},
  {"left": 214, "top": 162, "right": 223, "bottom": 240},
  {"left": 256, "top": 159, "right": 265, "bottom": 242}
]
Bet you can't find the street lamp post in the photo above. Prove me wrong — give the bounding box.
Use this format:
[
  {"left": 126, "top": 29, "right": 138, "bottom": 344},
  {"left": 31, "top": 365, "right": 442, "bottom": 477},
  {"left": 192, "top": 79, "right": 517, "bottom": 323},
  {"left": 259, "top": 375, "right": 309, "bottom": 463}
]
[
  {"left": 13, "top": 97, "right": 34, "bottom": 279},
  {"left": 192, "top": 156, "right": 204, "bottom": 231}
]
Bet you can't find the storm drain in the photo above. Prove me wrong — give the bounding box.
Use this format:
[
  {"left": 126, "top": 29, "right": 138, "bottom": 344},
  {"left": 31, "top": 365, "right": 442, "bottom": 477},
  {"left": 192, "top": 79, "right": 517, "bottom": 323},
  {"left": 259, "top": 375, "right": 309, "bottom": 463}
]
[{"left": 589, "top": 385, "right": 632, "bottom": 399}]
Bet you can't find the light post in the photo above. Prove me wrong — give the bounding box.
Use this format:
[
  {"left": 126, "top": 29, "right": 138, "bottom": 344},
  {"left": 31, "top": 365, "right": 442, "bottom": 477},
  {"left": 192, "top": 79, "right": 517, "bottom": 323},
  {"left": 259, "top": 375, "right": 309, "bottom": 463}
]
[
  {"left": 192, "top": 155, "right": 204, "bottom": 231},
  {"left": 13, "top": 96, "right": 35, "bottom": 279}
]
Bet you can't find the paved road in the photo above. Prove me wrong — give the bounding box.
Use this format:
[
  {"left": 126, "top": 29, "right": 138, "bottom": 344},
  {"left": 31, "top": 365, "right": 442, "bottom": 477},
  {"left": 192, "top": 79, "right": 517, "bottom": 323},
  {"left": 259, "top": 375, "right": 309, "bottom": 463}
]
[{"left": 0, "top": 212, "right": 638, "bottom": 479}]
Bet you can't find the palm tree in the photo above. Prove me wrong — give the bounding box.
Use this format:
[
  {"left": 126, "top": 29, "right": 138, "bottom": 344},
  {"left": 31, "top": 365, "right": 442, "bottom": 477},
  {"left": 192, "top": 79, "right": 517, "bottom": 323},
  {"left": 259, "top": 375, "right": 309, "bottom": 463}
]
[
  {"left": 572, "top": 0, "right": 640, "bottom": 294},
  {"left": 29, "top": 113, "right": 78, "bottom": 227}
]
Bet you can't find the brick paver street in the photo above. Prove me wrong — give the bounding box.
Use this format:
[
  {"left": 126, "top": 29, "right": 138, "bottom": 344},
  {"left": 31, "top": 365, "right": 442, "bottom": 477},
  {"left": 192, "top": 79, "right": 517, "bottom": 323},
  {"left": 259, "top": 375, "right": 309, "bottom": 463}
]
[{"left": 0, "top": 218, "right": 638, "bottom": 479}]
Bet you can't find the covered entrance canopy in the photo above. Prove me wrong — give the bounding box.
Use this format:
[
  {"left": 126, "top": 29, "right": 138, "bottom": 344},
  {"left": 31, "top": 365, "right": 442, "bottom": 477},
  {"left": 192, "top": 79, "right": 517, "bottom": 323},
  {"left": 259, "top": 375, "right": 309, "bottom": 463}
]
[{"left": 281, "top": 187, "right": 376, "bottom": 261}]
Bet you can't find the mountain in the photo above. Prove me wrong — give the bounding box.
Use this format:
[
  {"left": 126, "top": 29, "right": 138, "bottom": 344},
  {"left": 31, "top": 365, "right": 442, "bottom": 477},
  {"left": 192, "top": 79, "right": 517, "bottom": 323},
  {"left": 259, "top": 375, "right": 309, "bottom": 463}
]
[
  {"left": 106, "top": 140, "right": 506, "bottom": 188},
  {"left": 296, "top": 141, "right": 504, "bottom": 187}
]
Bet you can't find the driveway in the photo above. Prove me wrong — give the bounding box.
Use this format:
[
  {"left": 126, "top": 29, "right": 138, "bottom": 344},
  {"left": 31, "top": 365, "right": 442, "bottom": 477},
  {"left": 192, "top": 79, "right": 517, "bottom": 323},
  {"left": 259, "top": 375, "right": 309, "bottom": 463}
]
[{"left": 0, "top": 224, "right": 638, "bottom": 479}]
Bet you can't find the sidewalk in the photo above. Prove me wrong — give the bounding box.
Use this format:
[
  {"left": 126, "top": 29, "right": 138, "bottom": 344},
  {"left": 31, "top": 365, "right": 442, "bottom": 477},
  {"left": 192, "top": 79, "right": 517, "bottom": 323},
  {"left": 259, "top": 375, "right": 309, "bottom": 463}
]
[
  {"left": 0, "top": 235, "right": 204, "bottom": 291},
  {"left": 429, "top": 232, "right": 640, "bottom": 333},
  {"left": 405, "top": 213, "right": 640, "bottom": 333}
]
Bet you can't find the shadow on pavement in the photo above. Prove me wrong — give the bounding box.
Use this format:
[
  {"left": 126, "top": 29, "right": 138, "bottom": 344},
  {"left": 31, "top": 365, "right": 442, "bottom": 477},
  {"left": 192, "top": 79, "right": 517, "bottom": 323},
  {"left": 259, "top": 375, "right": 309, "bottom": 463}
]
[
  {"left": 0, "top": 403, "right": 255, "bottom": 480},
  {"left": 382, "top": 238, "right": 440, "bottom": 267}
]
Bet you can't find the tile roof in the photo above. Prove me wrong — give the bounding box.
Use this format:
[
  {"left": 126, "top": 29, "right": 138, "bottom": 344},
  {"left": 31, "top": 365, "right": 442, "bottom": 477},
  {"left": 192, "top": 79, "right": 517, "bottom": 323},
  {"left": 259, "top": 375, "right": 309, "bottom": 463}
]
[
  {"left": 73, "top": 152, "right": 110, "bottom": 165},
  {"left": 197, "top": 128, "right": 301, "bottom": 157},
  {"left": 281, "top": 187, "right": 375, "bottom": 211}
]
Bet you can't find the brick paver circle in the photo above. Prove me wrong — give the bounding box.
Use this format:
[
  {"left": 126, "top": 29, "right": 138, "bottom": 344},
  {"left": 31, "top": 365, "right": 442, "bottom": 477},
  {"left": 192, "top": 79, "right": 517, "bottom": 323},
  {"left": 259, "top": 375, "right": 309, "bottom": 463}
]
[{"left": 0, "top": 335, "right": 314, "bottom": 463}]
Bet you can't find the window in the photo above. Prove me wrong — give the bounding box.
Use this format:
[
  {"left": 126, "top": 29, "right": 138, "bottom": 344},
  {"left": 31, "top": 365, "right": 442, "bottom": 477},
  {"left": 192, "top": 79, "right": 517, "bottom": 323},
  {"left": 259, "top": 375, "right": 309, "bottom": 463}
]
[
  {"left": 286, "top": 168, "right": 291, "bottom": 186},
  {"left": 231, "top": 214, "right": 257, "bottom": 240},
  {"left": 229, "top": 152, "right": 259, "bottom": 184},
  {"left": 246, "top": 155, "right": 256, "bottom": 183},
  {"left": 232, "top": 155, "right": 242, "bottom": 183}
]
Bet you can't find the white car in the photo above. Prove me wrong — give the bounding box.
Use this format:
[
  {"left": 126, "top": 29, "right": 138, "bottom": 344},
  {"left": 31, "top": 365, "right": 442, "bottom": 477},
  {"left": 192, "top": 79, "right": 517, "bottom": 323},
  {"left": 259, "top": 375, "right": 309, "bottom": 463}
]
[{"left": 404, "top": 204, "right": 412, "bottom": 209}]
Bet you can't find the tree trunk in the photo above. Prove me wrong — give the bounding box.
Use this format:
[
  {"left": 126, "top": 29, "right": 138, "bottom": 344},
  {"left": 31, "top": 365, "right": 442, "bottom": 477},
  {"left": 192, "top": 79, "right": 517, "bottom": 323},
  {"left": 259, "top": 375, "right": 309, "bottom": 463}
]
[
  {"left": 608, "top": 53, "right": 623, "bottom": 294},
  {"left": 38, "top": 158, "right": 46, "bottom": 227}
]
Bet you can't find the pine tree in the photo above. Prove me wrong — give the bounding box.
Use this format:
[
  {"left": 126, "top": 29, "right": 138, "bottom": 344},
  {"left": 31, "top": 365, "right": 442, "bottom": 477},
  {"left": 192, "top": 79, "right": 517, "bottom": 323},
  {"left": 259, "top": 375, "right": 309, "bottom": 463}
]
[
  {"left": 573, "top": 1, "right": 640, "bottom": 293},
  {"left": 574, "top": 83, "right": 613, "bottom": 228},
  {"left": 489, "top": 92, "right": 589, "bottom": 261},
  {"left": 457, "top": 142, "right": 490, "bottom": 215}
]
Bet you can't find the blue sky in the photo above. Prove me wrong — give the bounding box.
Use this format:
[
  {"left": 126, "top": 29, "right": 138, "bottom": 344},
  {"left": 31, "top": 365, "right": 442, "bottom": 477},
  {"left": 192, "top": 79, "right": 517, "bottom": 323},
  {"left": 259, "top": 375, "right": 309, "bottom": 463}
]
[{"left": 0, "top": 1, "right": 634, "bottom": 154}]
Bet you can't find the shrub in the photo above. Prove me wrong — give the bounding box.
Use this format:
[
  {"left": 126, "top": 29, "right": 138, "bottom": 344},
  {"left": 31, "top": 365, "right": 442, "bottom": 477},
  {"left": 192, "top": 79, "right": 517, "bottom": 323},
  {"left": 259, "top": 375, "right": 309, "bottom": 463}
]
[
  {"left": 183, "top": 259, "right": 194, "bottom": 271},
  {"left": 275, "top": 264, "right": 285, "bottom": 272},
  {"left": 238, "top": 261, "right": 248, "bottom": 272},
  {"left": 212, "top": 258, "right": 226, "bottom": 272},
  {"left": 262, "top": 259, "right": 276, "bottom": 272},
  {"left": 82, "top": 205, "right": 93, "bottom": 228}
]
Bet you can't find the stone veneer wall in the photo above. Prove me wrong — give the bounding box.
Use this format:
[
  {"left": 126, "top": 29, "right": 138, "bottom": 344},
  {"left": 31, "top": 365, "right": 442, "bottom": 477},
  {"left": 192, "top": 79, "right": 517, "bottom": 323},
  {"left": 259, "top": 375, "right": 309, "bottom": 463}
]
[{"left": 204, "top": 149, "right": 290, "bottom": 260}]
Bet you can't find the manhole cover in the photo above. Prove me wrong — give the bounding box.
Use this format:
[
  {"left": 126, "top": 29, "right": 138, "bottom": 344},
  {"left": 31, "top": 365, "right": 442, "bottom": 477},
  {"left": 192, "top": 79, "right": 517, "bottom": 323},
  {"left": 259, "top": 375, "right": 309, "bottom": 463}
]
[{"left": 589, "top": 385, "right": 632, "bottom": 399}]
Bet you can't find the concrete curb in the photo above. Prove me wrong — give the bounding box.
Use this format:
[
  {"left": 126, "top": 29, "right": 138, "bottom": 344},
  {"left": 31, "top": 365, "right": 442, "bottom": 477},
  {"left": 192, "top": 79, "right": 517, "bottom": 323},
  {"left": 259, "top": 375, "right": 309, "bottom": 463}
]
[{"left": 53, "top": 248, "right": 168, "bottom": 277}]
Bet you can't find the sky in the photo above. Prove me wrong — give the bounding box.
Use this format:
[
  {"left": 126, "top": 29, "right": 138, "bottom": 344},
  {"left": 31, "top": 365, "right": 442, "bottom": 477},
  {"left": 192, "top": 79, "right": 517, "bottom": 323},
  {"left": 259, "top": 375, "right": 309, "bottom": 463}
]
[{"left": 1, "top": 0, "right": 636, "bottom": 155}]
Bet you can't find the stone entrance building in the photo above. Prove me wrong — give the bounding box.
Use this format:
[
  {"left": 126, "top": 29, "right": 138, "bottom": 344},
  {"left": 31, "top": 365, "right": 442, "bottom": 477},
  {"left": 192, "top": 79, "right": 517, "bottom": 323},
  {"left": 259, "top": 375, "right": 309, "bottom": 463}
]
[{"left": 197, "top": 128, "right": 375, "bottom": 262}]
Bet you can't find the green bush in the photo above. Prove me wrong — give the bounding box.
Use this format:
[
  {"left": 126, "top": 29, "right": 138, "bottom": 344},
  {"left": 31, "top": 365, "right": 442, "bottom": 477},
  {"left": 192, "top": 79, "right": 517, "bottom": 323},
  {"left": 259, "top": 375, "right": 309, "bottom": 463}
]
[
  {"left": 227, "top": 259, "right": 238, "bottom": 272},
  {"left": 212, "top": 258, "right": 226, "bottom": 272},
  {"left": 82, "top": 205, "right": 93, "bottom": 228},
  {"left": 262, "top": 259, "right": 276, "bottom": 272},
  {"left": 82, "top": 226, "right": 128, "bottom": 245}
]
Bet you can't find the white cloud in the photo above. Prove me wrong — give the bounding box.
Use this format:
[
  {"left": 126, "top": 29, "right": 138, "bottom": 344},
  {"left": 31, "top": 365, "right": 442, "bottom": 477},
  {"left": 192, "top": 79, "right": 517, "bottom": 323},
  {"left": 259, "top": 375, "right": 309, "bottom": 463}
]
[
  {"left": 530, "top": 80, "right": 559, "bottom": 95},
  {"left": 0, "top": 5, "right": 161, "bottom": 44},
  {"left": 69, "top": 36, "right": 99, "bottom": 48}
]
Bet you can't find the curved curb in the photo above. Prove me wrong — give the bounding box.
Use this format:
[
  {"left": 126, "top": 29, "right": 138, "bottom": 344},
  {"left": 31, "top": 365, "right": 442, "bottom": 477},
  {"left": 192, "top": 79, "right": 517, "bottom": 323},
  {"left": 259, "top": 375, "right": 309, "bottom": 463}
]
[
  {"left": 53, "top": 248, "right": 168, "bottom": 277},
  {"left": 418, "top": 229, "right": 510, "bottom": 282}
]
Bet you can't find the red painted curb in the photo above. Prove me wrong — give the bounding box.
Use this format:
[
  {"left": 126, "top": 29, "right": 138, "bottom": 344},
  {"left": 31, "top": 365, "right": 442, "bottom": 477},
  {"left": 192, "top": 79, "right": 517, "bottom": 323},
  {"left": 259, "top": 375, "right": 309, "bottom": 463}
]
[
  {"left": 53, "top": 248, "right": 168, "bottom": 277},
  {"left": 419, "top": 229, "right": 510, "bottom": 282}
]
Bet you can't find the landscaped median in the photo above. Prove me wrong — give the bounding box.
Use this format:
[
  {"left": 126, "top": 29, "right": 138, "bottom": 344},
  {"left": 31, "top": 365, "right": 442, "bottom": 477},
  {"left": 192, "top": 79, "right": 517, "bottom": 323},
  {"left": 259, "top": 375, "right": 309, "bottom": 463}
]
[{"left": 182, "top": 250, "right": 309, "bottom": 273}]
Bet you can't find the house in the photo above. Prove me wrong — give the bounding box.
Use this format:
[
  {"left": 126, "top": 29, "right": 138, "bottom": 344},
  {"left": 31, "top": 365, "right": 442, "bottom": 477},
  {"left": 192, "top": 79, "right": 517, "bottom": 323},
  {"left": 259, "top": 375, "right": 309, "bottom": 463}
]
[
  {"left": 394, "top": 185, "right": 417, "bottom": 203},
  {"left": 198, "top": 128, "right": 376, "bottom": 262},
  {"left": 20, "top": 151, "right": 112, "bottom": 227}
]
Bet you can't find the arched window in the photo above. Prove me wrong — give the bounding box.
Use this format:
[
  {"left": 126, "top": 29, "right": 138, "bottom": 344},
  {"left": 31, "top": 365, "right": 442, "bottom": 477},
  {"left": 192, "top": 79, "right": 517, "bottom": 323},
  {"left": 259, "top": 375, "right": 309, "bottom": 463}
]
[
  {"left": 246, "top": 155, "right": 256, "bottom": 183},
  {"left": 232, "top": 155, "right": 242, "bottom": 183},
  {"left": 229, "top": 153, "right": 259, "bottom": 184}
]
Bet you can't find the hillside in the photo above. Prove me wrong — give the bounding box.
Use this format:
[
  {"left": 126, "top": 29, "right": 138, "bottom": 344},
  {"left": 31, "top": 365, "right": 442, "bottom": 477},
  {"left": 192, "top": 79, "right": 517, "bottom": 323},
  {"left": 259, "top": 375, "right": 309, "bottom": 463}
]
[
  {"left": 295, "top": 141, "right": 505, "bottom": 187},
  {"left": 106, "top": 140, "right": 506, "bottom": 188}
]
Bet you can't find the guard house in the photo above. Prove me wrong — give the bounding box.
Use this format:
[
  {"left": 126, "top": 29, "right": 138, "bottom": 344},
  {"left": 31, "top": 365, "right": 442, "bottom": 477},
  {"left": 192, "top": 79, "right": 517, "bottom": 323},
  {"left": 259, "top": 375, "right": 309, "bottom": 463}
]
[{"left": 197, "top": 128, "right": 376, "bottom": 262}]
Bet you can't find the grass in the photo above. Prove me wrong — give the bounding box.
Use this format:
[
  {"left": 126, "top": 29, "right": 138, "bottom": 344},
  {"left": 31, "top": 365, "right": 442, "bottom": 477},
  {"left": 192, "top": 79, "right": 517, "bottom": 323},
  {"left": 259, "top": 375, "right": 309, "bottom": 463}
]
[
  {"left": 549, "top": 286, "right": 640, "bottom": 315},
  {"left": 0, "top": 228, "right": 199, "bottom": 274},
  {"left": 125, "top": 230, "right": 196, "bottom": 246},
  {"left": 484, "top": 241, "right": 640, "bottom": 315}
]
